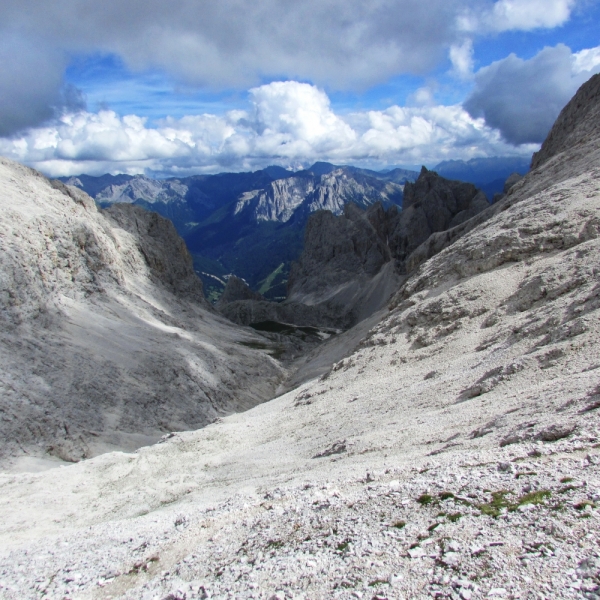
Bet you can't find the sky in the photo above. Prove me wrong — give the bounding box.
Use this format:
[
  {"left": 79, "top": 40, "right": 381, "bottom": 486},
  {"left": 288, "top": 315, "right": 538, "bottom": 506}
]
[{"left": 0, "top": 0, "right": 599, "bottom": 178}]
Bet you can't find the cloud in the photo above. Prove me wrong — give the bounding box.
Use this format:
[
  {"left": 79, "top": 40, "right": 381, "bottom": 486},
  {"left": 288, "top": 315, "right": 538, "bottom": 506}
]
[
  {"left": 458, "top": 0, "right": 576, "bottom": 33},
  {"left": 450, "top": 39, "right": 475, "bottom": 79},
  {"left": 489, "top": 0, "right": 575, "bottom": 31},
  {"left": 0, "top": 0, "right": 471, "bottom": 135},
  {"left": 0, "top": 0, "right": 583, "bottom": 136},
  {"left": 0, "top": 81, "right": 535, "bottom": 177},
  {"left": 464, "top": 44, "right": 600, "bottom": 145},
  {"left": 0, "top": 34, "right": 74, "bottom": 137}
]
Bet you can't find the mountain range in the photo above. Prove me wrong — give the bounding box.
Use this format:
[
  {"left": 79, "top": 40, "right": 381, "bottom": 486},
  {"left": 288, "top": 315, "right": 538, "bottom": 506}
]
[{"left": 59, "top": 157, "right": 528, "bottom": 302}]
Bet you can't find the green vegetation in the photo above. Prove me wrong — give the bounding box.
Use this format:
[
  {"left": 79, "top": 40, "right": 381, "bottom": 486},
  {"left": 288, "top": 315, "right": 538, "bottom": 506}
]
[
  {"left": 439, "top": 491, "right": 455, "bottom": 501},
  {"left": 258, "top": 262, "right": 285, "bottom": 295},
  {"left": 478, "top": 491, "right": 511, "bottom": 517},
  {"left": 447, "top": 512, "right": 463, "bottom": 523},
  {"left": 477, "top": 489, "right": 552, "bottom": 517},
  {"left": 417, "top": 493, "right": 434, "bottom": 505},
  {"left": 560, "top": 477, "right": 574, "bottom": 483},
  {"left": 337, "top": 540, "right": 351, "bottom": 552},
  {"left": 369, "top": 579, "right": 389, "bottom": 587}
]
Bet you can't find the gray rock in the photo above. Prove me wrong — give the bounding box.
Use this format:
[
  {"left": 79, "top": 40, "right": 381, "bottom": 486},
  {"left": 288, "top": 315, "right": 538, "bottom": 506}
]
[
  {"left": 531, "top": 73, "right": 600, "bottom": 169},
  {"left": 216, "top": 276, "right": 264, "bottom": 309}
]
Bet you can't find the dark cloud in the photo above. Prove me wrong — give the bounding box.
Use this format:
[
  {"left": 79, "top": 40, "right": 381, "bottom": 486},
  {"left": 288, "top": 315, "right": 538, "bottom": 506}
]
[
  {"left": 464, "top": 44, "right": 597, "bottom": 145},
  {"left": 0, "top": 36, "right": 67, "bottom": 136},
  {"left": 0, "top": 0, "right": 469, "bottom": 135}
]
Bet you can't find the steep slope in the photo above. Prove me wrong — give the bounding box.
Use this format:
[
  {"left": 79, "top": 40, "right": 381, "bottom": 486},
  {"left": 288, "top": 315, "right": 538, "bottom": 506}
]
[
  {"left": 0, "top": 74, "right": 599, "bottom": 600},
  {"left": 0, "top": 160, "right": 285, "bottom": 468}
]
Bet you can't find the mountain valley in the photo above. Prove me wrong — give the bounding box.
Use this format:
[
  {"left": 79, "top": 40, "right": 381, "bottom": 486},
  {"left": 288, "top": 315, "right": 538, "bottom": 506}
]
[{"left": 0, "top": 75, "right": 599, "bottom": 600}]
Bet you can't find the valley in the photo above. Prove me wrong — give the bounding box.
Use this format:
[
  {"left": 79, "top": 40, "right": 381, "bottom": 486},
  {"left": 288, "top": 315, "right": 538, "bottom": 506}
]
[{"left": 0, "top": 74, "right": 599, "bottom": 600}]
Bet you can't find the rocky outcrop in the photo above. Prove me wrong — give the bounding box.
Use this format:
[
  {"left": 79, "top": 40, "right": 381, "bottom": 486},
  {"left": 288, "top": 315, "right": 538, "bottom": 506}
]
[
  {"left": 216, "top": 276, "right": 264, "bottom": 309},
  {"left": 385, "top": 167, "right": 489, "bottom": 272},
  {"left": 221, "top": 168, "right": 490, "bottom": 331},
  {"left": 104, "top": 204, "right": 208, "bottom": 303},
  {"left": 0, "top": 160, "right": 284, "bottom": 467},
  {"left": 531, "top": 73, "right": 600, "bottom": 169}
]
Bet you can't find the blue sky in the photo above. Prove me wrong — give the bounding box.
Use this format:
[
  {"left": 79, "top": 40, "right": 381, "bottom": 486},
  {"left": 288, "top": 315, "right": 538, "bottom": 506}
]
[{"left": 0, "top": 0, "right": 599, "bottom": 176}]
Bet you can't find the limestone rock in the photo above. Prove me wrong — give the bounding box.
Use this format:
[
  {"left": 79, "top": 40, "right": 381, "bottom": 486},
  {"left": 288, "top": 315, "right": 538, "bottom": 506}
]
[
  {"left": 0, "top": 160, "right": 284, "bottom": 467},
  {"left": 531, "top": 72, "right": 600, "bottom": 170}
]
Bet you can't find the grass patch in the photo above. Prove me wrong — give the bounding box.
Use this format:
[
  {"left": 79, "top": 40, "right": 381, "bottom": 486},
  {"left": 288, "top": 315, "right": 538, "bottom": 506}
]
[
  {"left": 477, "top": 489, "right": 552, "bottom": 517},
  {"left": 439, "top": 491, "right": 455, "bottom": 501},
  {"left": 337, "top": 540, "right": 351, "bottom": 552},
  {"left": 417, "top": 493, "right": 434, "bottom": 506},
  {"left": 477, "top": 491, "right": 511, "bottom": 517},
  {"left": 515, "top": 471, "right": 537, "bottom": 479},
  {"left": 447, "top": 512, "right": 463, "bottom": 523},
  {"left": 239, "top": 340, "right": 270, "bottom": 350},
  {"left": 258, "top": 262, "right": 285, "bottom": 295},
  {"left": 517, "top": 490, "right": 551, "bottom": 506}
]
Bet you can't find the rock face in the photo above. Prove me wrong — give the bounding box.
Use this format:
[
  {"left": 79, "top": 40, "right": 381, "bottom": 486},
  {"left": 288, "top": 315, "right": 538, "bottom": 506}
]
[
  {"left": 0, "top": 161, "right": 284, "bottom": 467},
  {"left": 531, "top": 72, "right": 600, "bottom": 169},
  {"left": 385, "top": 166, "right": 490, "bottom": 272},
  {"left": 216, "top": 276, "right": 264, "bottom": 309},
  {"left": 221, "top": 168, "right": 490, "bottom": 330},
  {"left": 233, "top": 167, "right": 404, "bottom": 223},
  {"left": 1, "top": 75, "right": 600, "bottom": 600}
]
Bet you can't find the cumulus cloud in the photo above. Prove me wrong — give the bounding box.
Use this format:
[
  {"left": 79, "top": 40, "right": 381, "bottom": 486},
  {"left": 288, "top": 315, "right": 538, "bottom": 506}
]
[
  {"left": 464, "top": 44, "right": 600, "bottom": 145},
  {"left": 0, "top": 0, "right": 468, "bottom": 135},
  {"left": 0, "top": 0, "right": 584, "bottom": 136},
  {"left": 0, "top": 81, "right": 535, "bottom": 177},
  {"left": 458, "top": 0, "right": 576, "bottom": 33}
]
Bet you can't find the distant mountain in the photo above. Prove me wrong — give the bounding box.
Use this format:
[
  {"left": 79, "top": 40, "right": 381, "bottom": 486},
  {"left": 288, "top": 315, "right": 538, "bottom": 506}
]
[
  {"left": 59, "top": 162, "right": 418, "bottom": 302},
  {"left": 433, "top": 156, "right": 531, "bottom": 199}
]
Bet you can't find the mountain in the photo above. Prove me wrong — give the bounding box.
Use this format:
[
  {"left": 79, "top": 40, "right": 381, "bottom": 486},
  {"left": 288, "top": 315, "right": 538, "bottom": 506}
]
[
  {"left": 0, "top": 162, "right": 284, "bottom": 467},
  {"left": 218, "top": 167, "right": 490, "bottom": 331},
  {"left": 62, "top": 163, "right": 417, "bottom": 302},
  {"left": 433, "top": 155, "right": 531, "bottom": 199},
  {"left": 1, "top": 75, "right": 599, "bottom": 599}
]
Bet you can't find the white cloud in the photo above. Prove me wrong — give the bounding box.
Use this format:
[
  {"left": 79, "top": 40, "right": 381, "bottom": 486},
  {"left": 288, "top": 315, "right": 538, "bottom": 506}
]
[
  {"left": 458, "top": 0, "right": 576, "bottom": 33},
  {"left": 464, "top": 44, "right": 600, "bottom": 144},
  {"left": 450, "top": 39, "right": 475, "bottom": 79},
  {"left": 0, "top": 0, "right": 584, "bottom": 136},
  {"left": 0, "top": 0, "right": 467, "bottom": 135},
  {"left": 490, "top": 0, "right": 575, "bottom": 31},
  {"left": 0, "top": 81, "right": 535, "bottom": 177},
  {"left": 573, "top": 46, "right": 600, "bottom": 73}
]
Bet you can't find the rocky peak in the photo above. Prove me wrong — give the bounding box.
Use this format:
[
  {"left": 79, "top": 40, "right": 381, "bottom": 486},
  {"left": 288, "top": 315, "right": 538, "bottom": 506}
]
[{"left": 531, "top": 73, "right": 600, "bottom": 170}]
